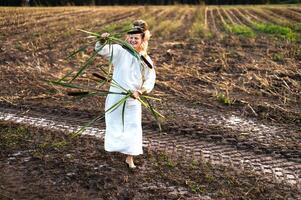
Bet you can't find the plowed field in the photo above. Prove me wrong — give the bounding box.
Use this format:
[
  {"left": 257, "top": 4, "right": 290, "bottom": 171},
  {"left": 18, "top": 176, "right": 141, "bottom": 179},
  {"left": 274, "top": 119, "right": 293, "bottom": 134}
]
[{"left": 0, "top": 5, "right": 301, "bottom": 199}]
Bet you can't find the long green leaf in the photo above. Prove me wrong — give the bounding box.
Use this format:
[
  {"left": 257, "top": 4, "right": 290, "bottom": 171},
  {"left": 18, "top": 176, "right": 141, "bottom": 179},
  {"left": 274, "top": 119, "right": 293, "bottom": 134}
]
[
  {"left": 106, "top": 93, "right": 131, "bottom": 114},
  {"left": 57, "top": 70, "right": 73, "bottom": 83},
  {"left": 50, "top": 80, "right": 127, "bottom": 96},
  {"left": 122, "top": 100, "right": 126, "bottom": 132},
  {"left": 70, "top": 41, "right": 107, "bottom": 83},
  {"left": 71, "top": 92, "right": 131, "bottom": 136},
  {"left": 78, "top": 29, "right": 140, "bottom": 61},
  {"left": 49, "top": 81, "right": 82, "bottom": 89},
  {"left": 109, "top": 36, "right": 140, "bottom": 60},
  {"left": 69, "top": 51, "right": 98, "bottom": 83},
  {"left": 92, "top": 72, "right": 107, "bottom": 81},
  {"left": 71, "top": 113, "right": 105, "bottom": 137},
  {"left": 78, "top": 29, "right": 101, "bottom": 37},
  {"left": 108, "top": 40, "right": 113, "bottom": 75},
  {"left": 67, "top": 91, "right": 89, "bottom": 96},
  {"left": 66, "top": 45, "right": 88, "bottom": 59},
  {"left": 50, "top": 81, "right": 98, "bottom": 92},
  {"left": 141, "top": 95, "right": 162, "bottom": 101},
  {"left": 141, "top": 97, "right": 163, "bottom": 131},
  {"left": 139, "top": 96, "right": 165, "bottom": 119},
  {"left": 98, "top": 91, "right": 128, "bottom": 96}
]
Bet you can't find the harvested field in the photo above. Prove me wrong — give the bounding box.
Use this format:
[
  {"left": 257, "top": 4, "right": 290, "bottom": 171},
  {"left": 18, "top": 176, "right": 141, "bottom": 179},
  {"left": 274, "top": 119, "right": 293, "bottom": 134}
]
[{"left": 0, "top": 5, "right": 301, "bottom": 199}]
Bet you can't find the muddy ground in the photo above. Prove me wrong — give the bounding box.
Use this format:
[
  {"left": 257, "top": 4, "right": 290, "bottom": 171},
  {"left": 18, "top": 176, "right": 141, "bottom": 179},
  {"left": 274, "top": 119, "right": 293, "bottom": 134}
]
[
  {"left": 0, "top": 122, "right": 299, "bottom": 200},
  {"left": 0, "top": 6, "right": 301, "bottom": 199}
]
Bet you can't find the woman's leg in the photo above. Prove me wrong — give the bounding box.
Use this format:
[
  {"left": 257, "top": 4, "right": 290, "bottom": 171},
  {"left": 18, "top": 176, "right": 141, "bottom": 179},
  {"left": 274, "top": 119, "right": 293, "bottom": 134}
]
[{"left": 126, "top": 155, "right": 136, "bottom": 168}]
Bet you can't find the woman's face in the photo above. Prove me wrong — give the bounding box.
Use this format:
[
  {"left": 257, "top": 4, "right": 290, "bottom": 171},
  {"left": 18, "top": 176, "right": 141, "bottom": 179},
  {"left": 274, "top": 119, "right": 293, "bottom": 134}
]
[{"left": 127, "top": 34, "right": 143, "bottom": 51}]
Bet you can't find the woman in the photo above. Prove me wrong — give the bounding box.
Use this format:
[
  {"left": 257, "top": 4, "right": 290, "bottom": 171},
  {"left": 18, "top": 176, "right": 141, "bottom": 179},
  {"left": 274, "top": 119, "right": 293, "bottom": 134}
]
[{"left": 95, "top": 20, "right": 156, "bottom": 168}]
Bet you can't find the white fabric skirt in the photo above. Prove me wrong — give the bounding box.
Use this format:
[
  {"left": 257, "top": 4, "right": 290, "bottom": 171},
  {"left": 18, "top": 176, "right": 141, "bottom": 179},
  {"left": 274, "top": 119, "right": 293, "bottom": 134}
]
[{"left": 104, "top": 94, "right": 143, "bottom": 155}]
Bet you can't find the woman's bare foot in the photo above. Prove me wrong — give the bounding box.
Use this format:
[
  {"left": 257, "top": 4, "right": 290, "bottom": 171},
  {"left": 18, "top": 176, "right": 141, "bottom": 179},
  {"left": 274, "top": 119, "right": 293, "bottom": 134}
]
[{"left": 126, "top": 156, "right": 136, "bottom": 169}]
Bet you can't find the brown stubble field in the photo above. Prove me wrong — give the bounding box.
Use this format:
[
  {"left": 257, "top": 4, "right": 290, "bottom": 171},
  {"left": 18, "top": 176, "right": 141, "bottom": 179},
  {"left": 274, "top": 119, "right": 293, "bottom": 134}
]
[
  {"left": 1, "top": 5, "right": 300, "bottom": 148},
  {"left": 0, "top": 5, "right": 301, "bottom": 199}
]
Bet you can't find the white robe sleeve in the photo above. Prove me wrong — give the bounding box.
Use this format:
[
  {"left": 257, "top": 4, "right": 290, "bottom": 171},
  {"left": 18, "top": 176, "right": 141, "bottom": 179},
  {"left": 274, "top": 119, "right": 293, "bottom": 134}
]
[
  {"left": 141, "top": 57, "right": 156, "bottom": 93},
  {"left": 95, "top": 42, "right": 121, "bottom": 60}
]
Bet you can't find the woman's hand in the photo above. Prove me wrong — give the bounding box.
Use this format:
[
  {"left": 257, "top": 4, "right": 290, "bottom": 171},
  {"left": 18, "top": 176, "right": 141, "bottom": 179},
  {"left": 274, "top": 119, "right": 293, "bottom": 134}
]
[
  {"left": 87, "top": 32, "right": 110, "bottom": 54},
  {"left": 86, "top": 47, "right": 94, "bottom": 54},
  {"left": 101, "top": 32, "right": 110, "bottom": 38},
  {"left": 131, "top": 90, "right": 141, "bottom": 99}
]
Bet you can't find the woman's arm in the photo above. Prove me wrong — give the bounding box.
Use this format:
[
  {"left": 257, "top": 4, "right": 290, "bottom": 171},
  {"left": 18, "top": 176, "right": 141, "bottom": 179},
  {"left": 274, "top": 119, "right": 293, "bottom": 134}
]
[
  {"left": 132, "top": 57, "right": 156, "bottom": 99},
  {"left": 140, "top": 57, "right": 156, "bottom": 94},
  {"left": 94, "top": 32, "right": 121, "bottom": 59},
  {"left": 95, "top": 42, "right": 116, "bottom": 59},
  {"left": 132, "top": 67, "right": 155, "bottom": 99}
]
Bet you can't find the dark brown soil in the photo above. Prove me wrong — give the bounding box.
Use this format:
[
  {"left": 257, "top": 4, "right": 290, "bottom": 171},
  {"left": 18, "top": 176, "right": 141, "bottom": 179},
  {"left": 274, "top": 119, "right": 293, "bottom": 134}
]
[{"left": 0, "top": 122, "right": 299, "bottom": 200}]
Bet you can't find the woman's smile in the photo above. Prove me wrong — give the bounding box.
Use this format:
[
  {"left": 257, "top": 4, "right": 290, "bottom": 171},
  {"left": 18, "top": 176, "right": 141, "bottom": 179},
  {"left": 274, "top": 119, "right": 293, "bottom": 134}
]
[
  {"left": 130, "top": 41, "right": 138, "bottom": 45},
  {"left": 127, "top": 34, "right": 143, "bottom": 50}
]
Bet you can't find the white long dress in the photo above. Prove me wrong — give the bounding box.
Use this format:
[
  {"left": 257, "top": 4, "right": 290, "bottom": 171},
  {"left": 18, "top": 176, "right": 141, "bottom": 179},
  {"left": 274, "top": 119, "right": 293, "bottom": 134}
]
[{"left": 95, "top": 42, "right": 156, "bottom": 155}]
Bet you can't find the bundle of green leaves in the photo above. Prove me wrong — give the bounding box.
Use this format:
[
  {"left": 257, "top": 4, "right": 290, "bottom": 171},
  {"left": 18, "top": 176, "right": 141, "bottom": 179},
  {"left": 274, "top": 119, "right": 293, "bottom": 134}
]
[{"left": 49, "top": 29, "right": 164, "bottom": 136}]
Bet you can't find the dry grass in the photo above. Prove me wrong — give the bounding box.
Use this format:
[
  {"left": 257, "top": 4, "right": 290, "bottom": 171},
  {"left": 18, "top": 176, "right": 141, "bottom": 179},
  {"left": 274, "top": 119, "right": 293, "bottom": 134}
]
[{"left": 189, "top": 6, "right": 208, "bottom": 38}]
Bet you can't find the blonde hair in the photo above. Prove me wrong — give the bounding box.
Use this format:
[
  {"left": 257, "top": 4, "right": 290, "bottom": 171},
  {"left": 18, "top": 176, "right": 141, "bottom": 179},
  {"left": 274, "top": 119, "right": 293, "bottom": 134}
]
[{"left": 140, "top": 29, "right": 151, "bottom": 56}]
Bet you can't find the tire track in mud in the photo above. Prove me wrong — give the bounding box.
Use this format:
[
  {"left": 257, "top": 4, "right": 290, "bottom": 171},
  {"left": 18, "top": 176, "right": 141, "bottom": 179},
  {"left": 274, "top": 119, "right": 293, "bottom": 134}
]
[
  {"left": 165, "top": 101, "right": 301, "bottom": 157},
  {"left": 0, "top": 106, "right": 300, "bottom": 188}
]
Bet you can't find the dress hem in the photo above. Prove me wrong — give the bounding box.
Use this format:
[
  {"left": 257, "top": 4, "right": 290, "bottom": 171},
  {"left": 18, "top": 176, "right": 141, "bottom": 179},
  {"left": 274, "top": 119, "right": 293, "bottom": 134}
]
[{"left": 105, "top": 148, "right": 143, "bottom": 156}]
